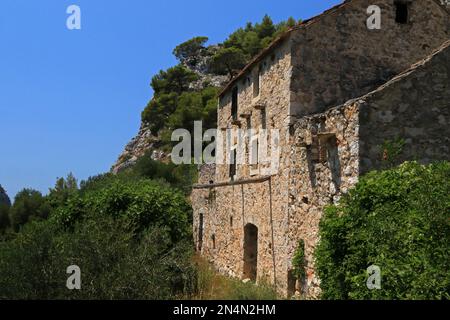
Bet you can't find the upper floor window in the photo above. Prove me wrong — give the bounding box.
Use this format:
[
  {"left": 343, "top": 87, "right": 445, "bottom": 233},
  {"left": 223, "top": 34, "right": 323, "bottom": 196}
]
[
  {"left": 395, "top": 1, "right": 409, "bottom": 24},
  {"left": 229, "top": 148, "right": 237, "bottom": 181},
  {"left": 253, "top": 66, "right": 261, "bottom": 98},
  {"left": 260, "top": 108, "right": 267, "bottom": 130},
  {"left": 231, "top": 87, "right": 238, "bottom": 121}
]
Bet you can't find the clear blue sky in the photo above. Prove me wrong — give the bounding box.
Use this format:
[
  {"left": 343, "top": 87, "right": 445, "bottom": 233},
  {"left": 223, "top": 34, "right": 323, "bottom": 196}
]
[{"left": 0, "top": 0, "right": 342, "bottom": 200}]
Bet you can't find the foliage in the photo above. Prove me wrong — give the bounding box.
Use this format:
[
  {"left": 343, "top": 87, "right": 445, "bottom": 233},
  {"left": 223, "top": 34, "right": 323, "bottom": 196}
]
[
  {"left": 381, "top": 138, "right": 406, "bottom": 168},
  {"left": 190, "top": 256, "right": 278, "bottom": 300},
  {"left": 141, "top": 15, "right": 300, "bottom": 139},
  {"left": 315, "top": 161, "right": 450, "bottom": 300},
  {"left": 222, "top": 15, "right": 298, "bottom": 58},
  {"left": 142, "top": 85, "right": 219, "bottom": 140},
  {"left": 0, "top": 204, "right": 10, "bottom": 232},
  {"left": 0, "top": 184, "right": 11, "bottom": 207},
  {"left": 209, "top": 47, "right": 247, "bottom": 78},
  {"left": 0, "top": 216, "right": 196, "bottom": 299},
  {"left": 173, "top": 36, "right": 209, "bottom": 64},
  {"left": 52, "top": 177, "right": 192, "bottom": 243},
  {"left": 150, "top": 64, "right": 199, "bottom": 96},
  {"left": 292, "top": 239, "right": 306, "bottom": 281},
  {"left": 9, "top": 189, "right": 51, "bottom": 231},
  {"left": 131, "top": 153, "right": 197, "bottom": 195},
  {"left": 47, "top": 173, "right": 79, "bottom": 209}
]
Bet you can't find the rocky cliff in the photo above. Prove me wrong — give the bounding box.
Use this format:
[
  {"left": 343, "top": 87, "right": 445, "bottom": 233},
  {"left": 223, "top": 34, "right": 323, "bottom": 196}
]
[{"left": 111, "top": 45, "right": 227, "bottom": 173}]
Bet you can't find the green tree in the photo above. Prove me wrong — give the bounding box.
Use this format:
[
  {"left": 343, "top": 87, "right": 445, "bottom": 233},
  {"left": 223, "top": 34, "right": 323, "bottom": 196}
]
[
  {"left": 47, "top": 173, "right": 78, "bottom": 209},
  {"left": 173, "top": 36, "right": 209, "bottom": 64},
  {"left": 9, "top": 189, "right": 50, "bottom": 231},
  {"left": 286, "top": 16, "right": 297, "bottom": 28},
  {"left": 0, "top": 184, "right": 11, "bottom": 207},
  {"left": 52, "top": 178, "right": 192, "bottom": 242},
  {"left": 151, "top": 64, "right": 198, "bottom": 95},
  {"left": 315, "top": 161, "right": 450, "bottom": 300},
  {"left": 0, "top": 216, "right": 196, "bottom": 299},
  {"left": 141, "top": 92, "right": 178, "bottom": 133},
  {"left": 255, "top": 15, "right": 276, "bottom": 39},
  {"left": 209, "top": 47, "right": 247, "bottom": 78},
  {"left": 0, "top": 204, "right": 10, "bottom": 232}
]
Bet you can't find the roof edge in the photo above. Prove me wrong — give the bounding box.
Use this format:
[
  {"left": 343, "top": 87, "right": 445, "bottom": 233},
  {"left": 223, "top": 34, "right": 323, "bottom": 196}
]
[{"left": 218, "top": 0, "right": 350, "bottom": 97}]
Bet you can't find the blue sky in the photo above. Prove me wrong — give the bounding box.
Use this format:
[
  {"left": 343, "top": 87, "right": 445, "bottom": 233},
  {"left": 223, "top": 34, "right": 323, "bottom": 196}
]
[{"left": 0, "top": 0, "right": 342, "bottom": 200}]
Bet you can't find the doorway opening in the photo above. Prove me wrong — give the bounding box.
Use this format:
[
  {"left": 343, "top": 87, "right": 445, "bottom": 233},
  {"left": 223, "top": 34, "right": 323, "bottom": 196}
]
[{"left": 243, "top": 223, "right": 258, "bottom": 281}]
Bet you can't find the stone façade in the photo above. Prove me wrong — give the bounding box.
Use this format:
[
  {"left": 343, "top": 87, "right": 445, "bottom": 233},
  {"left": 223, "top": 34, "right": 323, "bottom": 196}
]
[{"left": 191, "top": 0, "right": 450, "bottom": 298}]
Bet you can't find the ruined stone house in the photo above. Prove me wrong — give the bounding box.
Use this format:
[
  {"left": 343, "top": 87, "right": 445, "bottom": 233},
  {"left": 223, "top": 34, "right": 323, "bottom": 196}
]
[{"left": 191, "top": 0, "right": 450, "bottom": 298}]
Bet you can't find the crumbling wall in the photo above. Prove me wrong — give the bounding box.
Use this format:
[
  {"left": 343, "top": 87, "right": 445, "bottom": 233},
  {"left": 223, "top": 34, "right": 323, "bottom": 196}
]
[{"left": 288, "top": 102, "right": 360, "bottom": 298}]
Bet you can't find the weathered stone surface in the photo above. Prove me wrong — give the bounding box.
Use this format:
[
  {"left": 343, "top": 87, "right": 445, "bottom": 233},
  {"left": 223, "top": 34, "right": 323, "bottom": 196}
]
[{"left": 192, "top": 0, "right": 449, "bottom": 299}]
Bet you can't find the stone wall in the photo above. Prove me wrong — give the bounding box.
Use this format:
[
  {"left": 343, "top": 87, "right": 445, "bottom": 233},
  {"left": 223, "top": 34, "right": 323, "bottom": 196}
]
[
  {"left": 290, "top": 0, "right": 449, "bottom": 117},
  {"left": 199, "top": 38, "right": 294, "bottom": 294},
  {"left": 285, "top": 40, "right": 450, "bottom": 298},
  {"left": 358, "top": 40, "right": 450, "bottom": 172},
  {"left": 192, "top": 0, "right": 450, "bottom": 300},
  {"left": 287, "top": 102, "right": 360, "bottom": 297}
]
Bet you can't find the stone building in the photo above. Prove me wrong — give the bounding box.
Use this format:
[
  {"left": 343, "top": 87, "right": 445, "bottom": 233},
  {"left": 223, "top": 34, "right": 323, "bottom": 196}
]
[{"left": 191, "top": 0, "right": 450, "bottom": 298}]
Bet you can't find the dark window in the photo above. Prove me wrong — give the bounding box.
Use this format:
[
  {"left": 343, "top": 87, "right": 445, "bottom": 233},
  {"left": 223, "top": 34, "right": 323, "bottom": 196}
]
[
  {"left": 231, "top": 87, "right": 238, "bottom": 121},
  {"left": 253, "top": 66, "right": 261, "bottom": 98},
  {"left": 230, "top": 216, "right": 233, "bottom": 227},
  {"left": 229, "top": 149, "right": 236, "bottom": 180},
  {"left": 243, "top": 224, "right": 258, "bottom": 281},
  {"left": 198, "top": 213, "right": 204, "bottom": 251},
  {"left": 395, "top": 1, "right": 409, "bottom": 24},
  {"left": 261, "top": 109, "right": 267, "bottom": 129},
  {"left": 211, "top": 234, "right": 216, "bottom": 249}
]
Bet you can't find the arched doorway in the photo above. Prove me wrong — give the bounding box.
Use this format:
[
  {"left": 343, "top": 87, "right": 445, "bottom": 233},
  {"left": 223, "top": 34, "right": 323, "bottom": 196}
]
[{"left": 243, "top": 223, "right": 258, "bottom": 281}]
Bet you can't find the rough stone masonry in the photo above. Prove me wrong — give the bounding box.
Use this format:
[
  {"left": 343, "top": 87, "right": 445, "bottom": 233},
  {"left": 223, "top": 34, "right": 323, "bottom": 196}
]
[{"left": 191, "top": 0, "right": 450, "bottom": 299}]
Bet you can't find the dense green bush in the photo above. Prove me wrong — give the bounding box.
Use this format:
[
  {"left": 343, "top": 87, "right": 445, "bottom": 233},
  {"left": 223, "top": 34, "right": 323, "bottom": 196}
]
[
  {"left": 9, "top": 189, "right": 51, "bottom": 231},
  {"left": 0, "top": 204, "right": 10, "bottom": 232},
  {"left": 52, "top": 178, "right": 192, "bottom": 242},
  {"left": 315, "top": 161, "right": 450, "bottom": 300},
  {"left": 0, "top": 174, "right": 196, "bottom": 299},
  {"left": 0, "top": 215, "right": 196, "bottom": 299}
]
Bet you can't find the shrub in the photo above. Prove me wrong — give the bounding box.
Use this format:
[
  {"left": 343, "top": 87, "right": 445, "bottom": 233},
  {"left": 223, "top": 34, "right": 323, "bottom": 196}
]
[
  {"left": 9, "top": 189, "right": 51, "bottom": 231},
  {"left": 52, "top": 178, "right": 192, "bottom": 243},
  {"left": 0, "top": 204, "right": 10, "bottom": 233},
  {"left": 315, "top": 161, "right": 450, "bottom": 300},
  {"left": 190, "top": 257, "right": 278, "bottom": 300},
  {"left": 0, "top": 216, "right": 196, "bottom": 299},
  {"left": 292, "top": 239, "right": 306, "bottom": 282}
]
